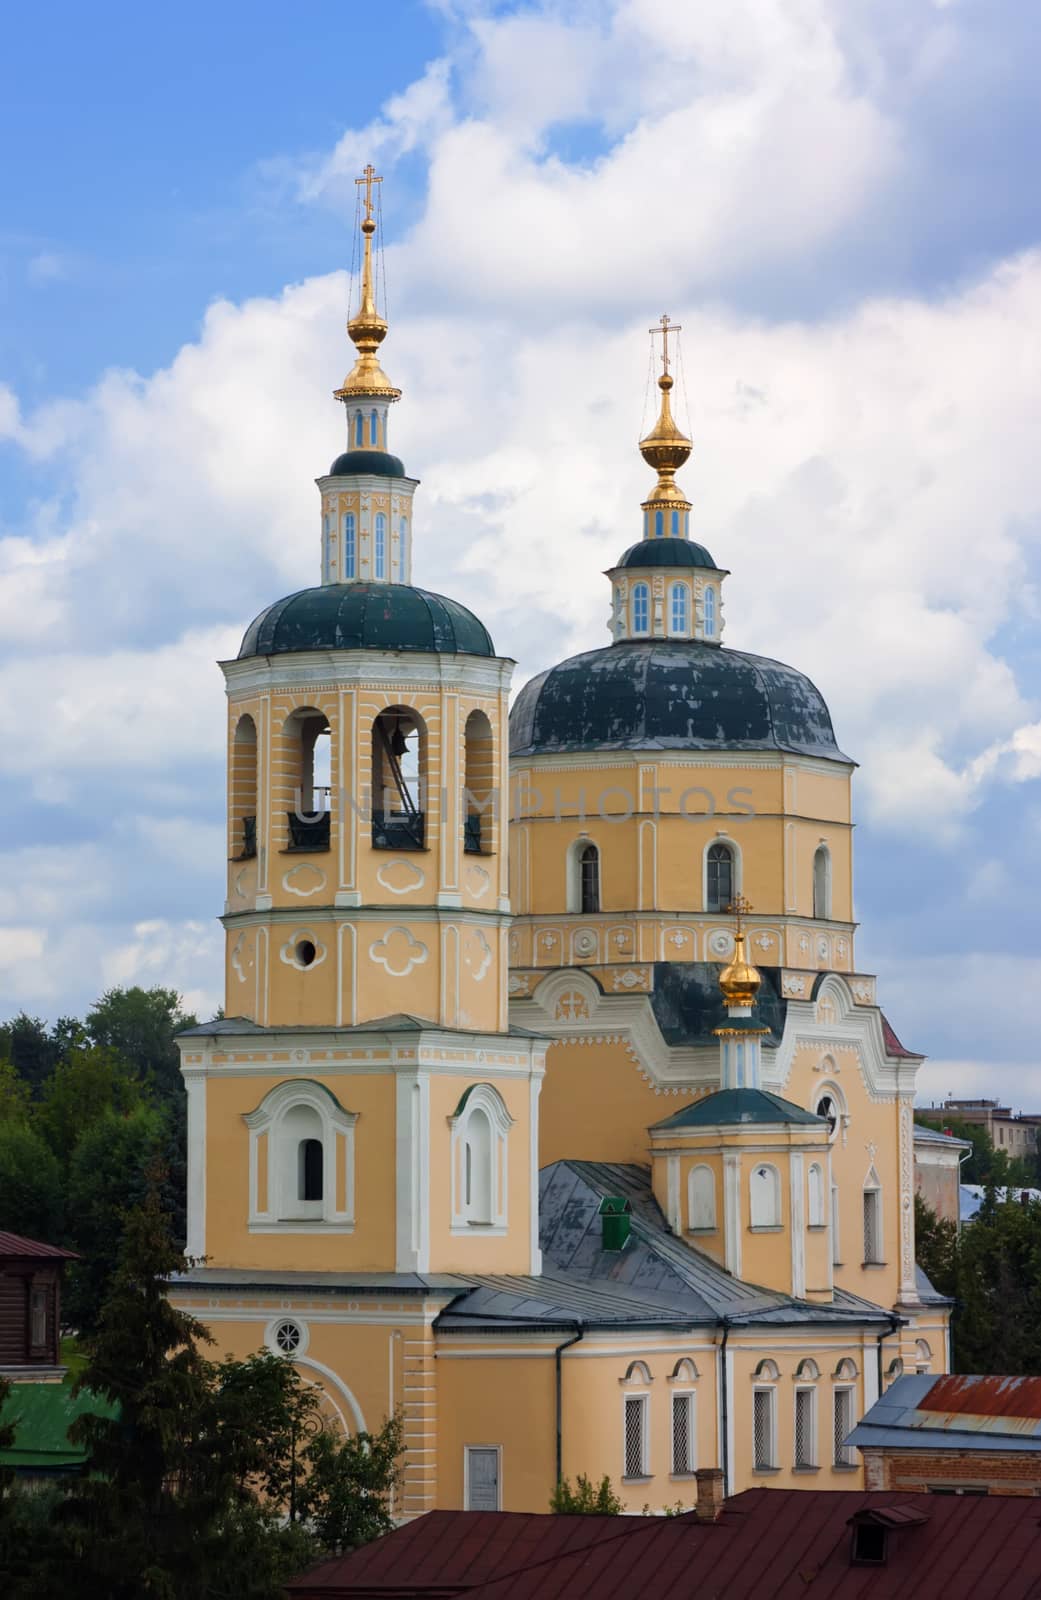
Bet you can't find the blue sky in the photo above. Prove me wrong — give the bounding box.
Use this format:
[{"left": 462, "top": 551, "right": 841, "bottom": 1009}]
[{"left": 1, "top": 0, "right": 1040, "bottom": 1105}]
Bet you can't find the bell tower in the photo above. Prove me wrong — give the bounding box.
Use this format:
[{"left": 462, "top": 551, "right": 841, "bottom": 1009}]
[{"left": 180, "top": 170, "right": 544, "bottom": 1284}]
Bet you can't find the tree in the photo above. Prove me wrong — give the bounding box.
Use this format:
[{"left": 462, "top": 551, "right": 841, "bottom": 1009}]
[
  {"left": 916, "top": 1114, "right": 1036, "bottom": 1188},
  {"left": 953, "top": 1191, "right": 1041, "bottom": 1374},
  {"left": 35, "top": 1045, "right": 143, "bottom": 1168},
  {"left": 550, "top": 1474, "right": 623, "bottom": 1514},
  {"left": 0, "top": 1014, "right": 62, "bottom": 1098},
  {"left": 0, "top": 1122, "right": 63, "bottom": 1240},
  {"left": 63, "top": 1104, "right": 166, "bottom": 1332},
  {"left": 86, "top": 986, "right": 197, "bottom": 1104},
  {"left": 914, "top": 1193, "right": 958, "bottom": 1300},
  {"left": 299, "top": 1414, "right": 404, "bottom": 1552},
  {"left": 0, "top": 1060, "right": 31, "bottom": 1124}
]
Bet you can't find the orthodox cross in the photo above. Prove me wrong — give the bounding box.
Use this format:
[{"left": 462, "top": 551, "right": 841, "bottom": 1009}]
[
  {"left": 727, "top": 892, "right": 753, "bottom": 940},
  {"left": 356, "top": 163, "right": 382, "bottom": 223},
  {"left": 650, "top": 312, "right": 682, "bottom": 375}
]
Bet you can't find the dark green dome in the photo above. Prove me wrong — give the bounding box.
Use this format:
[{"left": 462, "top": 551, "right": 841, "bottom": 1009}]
[
  {"left": 510, "top": 640, "right": 849, "bottom": 760},
  {"left": 239, "top": 582, "right": 494, "bottom": 660},
  {"left": 615, "top": 537, "right": 719, "bottom": 570},
  {"left": 327, "top": 449, "right": 407, "bottom": 478}
]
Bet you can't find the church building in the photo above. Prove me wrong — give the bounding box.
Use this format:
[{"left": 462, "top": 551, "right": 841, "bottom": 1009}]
[{"left": 170, "top": 171, "right": 950, "bottom": 1517}]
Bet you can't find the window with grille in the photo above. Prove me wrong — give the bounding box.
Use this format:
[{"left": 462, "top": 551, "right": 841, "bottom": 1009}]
[
  {"left": 623, "top": 1395, "right": 647, "bottom": 1479},
  {"left": 863, "top": 1187, "right": 882, "bottom": 1263},
  {"left": 706, "top": 842, "right": 733, "bottom": 911},
  {"left": 752, "top": 1389, "right": 775, "bottom": 1470},
  {"left": 465, "top": 1447, "right": 500, "bottom": 1510},
  {"left": 833, "top": 1388, "right": 855, "bottom": 1466},
  {"left": 794, "top": 1388, "right": 816, "bottom": 1468},
  {"left": 671, "top": 1392, "right": 695, "bottom": 1475}
]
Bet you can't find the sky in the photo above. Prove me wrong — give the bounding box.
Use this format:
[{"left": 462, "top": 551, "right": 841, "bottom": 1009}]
[{"left": 1, "top": 0, "right": 1040, "bottom": 1107}]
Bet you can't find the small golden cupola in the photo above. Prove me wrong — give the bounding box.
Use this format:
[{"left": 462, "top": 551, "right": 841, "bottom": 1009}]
[
  {"left": 715, "top": 896, "right": 771, "bottom": 1091},
  {"left": 317, "top": 164, "right": 418, "bottom": 587},
  {"left": 605, "top": 315, "right": 729, "bottom": 644}
]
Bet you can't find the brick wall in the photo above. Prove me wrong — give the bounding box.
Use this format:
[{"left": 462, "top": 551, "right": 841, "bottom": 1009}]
[{"left": 862, "top": 1447, "right": 1041, "bottom": 1496}]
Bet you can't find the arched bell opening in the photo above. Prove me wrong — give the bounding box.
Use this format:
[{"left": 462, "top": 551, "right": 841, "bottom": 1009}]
[{"left": 372, "top": 707, "right": 427, "bottom": 851}]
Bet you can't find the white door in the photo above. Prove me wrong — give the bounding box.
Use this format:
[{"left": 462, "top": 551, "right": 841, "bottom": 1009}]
[{"left": 466, "top": 1447, "right": 500, "bottom": 1510}]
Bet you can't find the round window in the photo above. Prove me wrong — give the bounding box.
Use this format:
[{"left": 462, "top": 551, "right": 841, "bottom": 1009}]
[
  {"left": 296, "top": 939, "right": 317, "bottom": 968},
  {"left": 273, "top": 1320, "right": 302, "bottom": 1354}
]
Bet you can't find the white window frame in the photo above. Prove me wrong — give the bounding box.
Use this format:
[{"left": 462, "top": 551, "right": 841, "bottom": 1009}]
[
  {"left": 631, "top": 583, "right": 650, "bottom": 636},
  {"left": 449, "top": 1083, "right": 513, "bottom": 1235},
  {"left": 833, "top": 1385, "right": 857, "bottom": 1467},
  {"left": 813, "top": 843, "right": 832, "bottom": 919},
  {"left": 343, "top": 511, "right": 356, "bottom": 578},
  {"left": 669, "top": 582, "right": 690, "bottom": 636},
  {"left": 862, "top": 1166, "right": 883, "bottom": 1264},
  {"left": 463, "top": 1445, "right": 502, "bottom": 1510},
  {"left": 244, "top": 1079, "right": 357, "bottom": 1234},
  {"left": 703, "top": 584, "right": 717, "bottom": 638},
  {"left": 793, "top": 1385, "right": 818, "bottom": 1469},
  {"left": 670, "top": 1389, "right": 696, "bottom": 1477},
  {"left": 752, "top": 1386, "right": 777, "bottom": 1472},
  {"left": 807, "top": 1162, "right": 826, "bottom": 1228},
  {"left": 622, "top": 1391, "right": 650, "bottom": 1481},
  {"left": 703, "top": 835, "right": 740, "bottom": 912}
]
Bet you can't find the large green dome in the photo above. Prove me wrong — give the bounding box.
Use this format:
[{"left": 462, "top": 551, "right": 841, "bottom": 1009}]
[
  {"left": 239, "top": 582, "right": 495, "bottom": 659},
  {"left": 614, "top": 537, "right": 720, "bottom": 570},
  {"left": 510, "top": 640, "right": 848, "bottom": 760}
]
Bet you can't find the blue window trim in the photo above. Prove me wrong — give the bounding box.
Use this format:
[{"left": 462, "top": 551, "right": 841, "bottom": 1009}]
[
  {"left": 375, "top": 512, "right": 387, "bottom": 579},
  {"left": 354, "top": 413, "right": 364, "bottom": 447},
  {"left": 370, "top": 408, "right": 379, "bottom": 446},
  {"left": 343, "top": 512, "right": 356, "bottom": 579}
]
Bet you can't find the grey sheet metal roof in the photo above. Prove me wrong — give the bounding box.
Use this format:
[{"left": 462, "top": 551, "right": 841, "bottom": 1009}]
[
  {"left": 509, "top": 640, "right": 851, "bottom": 761},
  {"left": 435, "top": 1271, "right": 696, "bottom": 1332},
  {"left": 649, "top": 963, "right": 786, "bottom": 1048},
  {"left": 915, "top": 1264, "right": 954, "bottom": 1305},
  {"left": 238, "top": 582, "right": 494, "bottom": 660},
  {"left": 913, "top": 1123, "right": 973, "bottom": 1150},
  {"left": 652, "top": 1087, "right": 824, "bottom": 1132},
  {"left": 178, "top": 1014, "right": 545, "bottom": 1041},
  {"left": 848, "top": 1374, "right": 1041, "bottom": 1453},
  {"left": 172, "top": 1267, "right": 467, "bottom": 1296}
]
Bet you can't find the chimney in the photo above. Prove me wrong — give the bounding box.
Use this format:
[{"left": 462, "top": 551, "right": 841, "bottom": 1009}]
[{"left": 694, "top": 1467, "right": 725, "bottom": 1522}]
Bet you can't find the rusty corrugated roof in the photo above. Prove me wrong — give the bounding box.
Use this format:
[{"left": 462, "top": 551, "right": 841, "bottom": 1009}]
[
  {"left": 0, "top": 1230, "right": 77, "bottom": 1260},
  {"left": 920, "top": 1374, "right": 1041, "bottom": 1420}
]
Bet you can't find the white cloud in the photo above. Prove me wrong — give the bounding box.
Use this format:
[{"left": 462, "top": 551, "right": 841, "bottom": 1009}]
[{"left": 27, "top": 251, "right": 66, "bottom": 284}]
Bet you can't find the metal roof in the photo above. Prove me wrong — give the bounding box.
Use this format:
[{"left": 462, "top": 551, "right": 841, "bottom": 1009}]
[
  {"left": 612, "top": 537, "right": 720, "bottom": 571},
  {"left": 0, "top": 1382, "right": 117, "bottom": 1473},
  {"left": 0, "top": 1231, "right": 77, "bottom": 1260},
  {"left": 286, "top": 1489, "right": 1041, "bottom": 1599},
  {"left": 238, "top": 582, "right": 495, "bottom": 661},
  {"left": 508, "top": 639, "right": 851, "bottom": 761},
  {"left": 913, "top": 1123, "right": 973, "bottom": 1149},
  {"left": 848, "top": 1373, "right": 1041, "bottom": 1452},
  {"left": 648, "top": 962, "right": 786, "bottom": 1048},
  {"left": 651, "top": 1086, "right": 824, "bottom": 1132}
]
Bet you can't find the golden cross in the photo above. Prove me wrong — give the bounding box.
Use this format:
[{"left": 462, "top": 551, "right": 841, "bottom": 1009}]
[
  {"left": 726, "top": 893, "right": 753, "bottom": 938},
  {"left": 356, "top": 163, "right": 382, "bottom": 223},
  {"left": 650, "top": 312, "right": 682, "bottom": 375}
]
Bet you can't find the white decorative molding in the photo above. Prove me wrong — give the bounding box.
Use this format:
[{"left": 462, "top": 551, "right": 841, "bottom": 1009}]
[
  {"left": 466, "top": 863, "right": 491, "bottom": 899},
  {"left": 282, "top": 863, "right": 327, "bottom": 898},
  {"left": 376, "top": 858, "right": 427, "bottom": 895},
  {"left": 464, "top": 928, "right": 493, "bottom": 982},
  {"left": 279, "top": 930, "right": 328, "bottom": 971},
  {"left": 244, "top": 1078, "right": 357, "bottom": 1231},
  {"left": 369, "top": 926, "right": 429, "bottom": 977}
]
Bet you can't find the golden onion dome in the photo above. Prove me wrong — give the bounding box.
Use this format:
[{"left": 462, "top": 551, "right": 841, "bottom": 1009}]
[
  {"left": 334, "top": 168, "right": 402, "bottom": 404},
  {"left": 718, "top": 931, "right": 762, "bottom": 1009},
  {"left": 640, "top": 315, "right": 692, "bottom": 512}
]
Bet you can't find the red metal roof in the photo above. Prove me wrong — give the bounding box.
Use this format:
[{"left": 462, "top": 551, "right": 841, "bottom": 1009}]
[
  {"left": 288, "top": 1490, "right": 1041, "bottom": 1600},
  {"left": 0, "top": 1230, "right": 77, "bottom": 1260},
  {"left": 919, "top": 1375, "right": 1041, "bottom": 1420},
  {"left": 881, "top": 1015, "right": 921, "bottom": 1060}
]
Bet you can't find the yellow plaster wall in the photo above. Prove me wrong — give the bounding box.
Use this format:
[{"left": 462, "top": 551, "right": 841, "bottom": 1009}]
[
  {"left": 426, "top": 1073, "right": 534, "bottom": 1274},
  {"left": 436, "top": 1348, "right": 557, "bottom": 1510},
  {"left": 203, "top": 1072, "right": 397, "bottom": 1271},
  {"left": 537, "top": 1039, "right": 701, "bottom": 1167}
]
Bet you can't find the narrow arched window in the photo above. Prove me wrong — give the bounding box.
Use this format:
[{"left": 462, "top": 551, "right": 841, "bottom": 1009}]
[
  {"left": 688, "top": 1165, "right": 716, "bottom": 1231},
  {"left": 670, "top": 583, "right": 689, "bottom": 635},
  {"left": 632, "top": 583, "right": 650, "bottom": 635},
  {"left": 372, "top": 706, "right": 426, "bottom": 850},
  {"left": 671, "top": 509, "right": 679, "bottom": 535},
  {"left": 808, "top": 1163, "right": 825, "bottom": 1227},
  {"left": 370, "top": 408, "right": 379, "bottom": 446},
  {"left": 354, "top": 412, "right": 364, "bottom": 447},
  {"left": 915, "top": 1339, "right": 932, "bottom": 1374},
  {"left": 464, "top": 710, "right": 494, "bottom": 855},
  {"left": 813, "top": 845, "right": 831, "bottom": 919},
  {"left": 451, "top": 1084, "right": 512, "bottom": 1229},
  {"left": 704, "top": 585, "right": 716, "bottom": 638},
  {"left": 375, "top": 513, "right": 387, "bottom": 579},
  {"left": 299, "top": 1138, "right": 323, "bottom": 1202},
  {"left": 283, "top": 708, "right": 331, "bottom": 850},
  {"left": 343, "top": 512, "right": 356, "bottom": 579},
  {"left": 654, "top": 509, "right": 664, "bottom": 538},
  {"left": 750, "top": 1164, "right": 781, "bottom": 1227},
  {"left": 399, "top": 514, "right": 408, "bottom": 552},
  {"left": 706, "top": 841, "right": 734, "bottom": 912},
  {"left": 863, "top": 1173, "right": 882, "bottom": 1263},
  {"left": 580, "top": 843, "right": 600, "bottom": 914},
  {"left": 231, "top": 714, "right": 258, "bottom": 860}
]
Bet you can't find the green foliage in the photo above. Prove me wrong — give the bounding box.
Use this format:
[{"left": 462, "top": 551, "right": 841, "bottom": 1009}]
[
  {"left": 0, "top": 1121, "right": 63, "bottom": 1239},
  {"left": 86, "top": 985, "right": 197, "bottom": 1103},
  {"left": 916, "top": 1113, "right": 1038, "bottom": 1187},
  {"left": 917, "top": 1189, "right": 1041, "bottom": 1373},
  {"left": 914, "top": 1192, "right": 958, "bottom": 1300},
  {"left": 0, "top": 1060, "right": 31, "bottom": 1124},
  {"left": 299, "top": 1413, "right": 404, "bottom": 1552},
  {"left": 550, "top": 1473, "right": 623, "bottom": 1514},
  {"left": 0, "top": 1014, "right": 63, "bottom": 1097},
  {"left": 63, "top": 1104, "right": 166, "bottom": 1333},
  {"left": 36, "top": 1044, "right": 143, "bottom": 1167}
]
